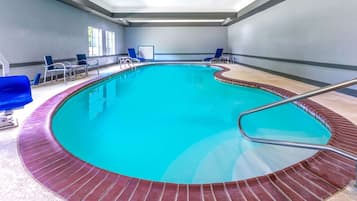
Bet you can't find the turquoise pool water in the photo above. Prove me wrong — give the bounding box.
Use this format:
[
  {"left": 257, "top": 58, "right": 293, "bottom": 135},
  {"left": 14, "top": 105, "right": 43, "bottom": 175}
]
[{"left": 52, "top": 64, "right": 331, "bottom": 184}]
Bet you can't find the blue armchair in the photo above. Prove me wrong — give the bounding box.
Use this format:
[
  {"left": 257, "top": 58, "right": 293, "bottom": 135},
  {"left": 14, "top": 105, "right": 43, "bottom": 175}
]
[
  {"left": 76, "top": 54, "right": 99, "bottom": 76},
  {"left": 43, "top": 56, "right": 72, "bottom": 84}
]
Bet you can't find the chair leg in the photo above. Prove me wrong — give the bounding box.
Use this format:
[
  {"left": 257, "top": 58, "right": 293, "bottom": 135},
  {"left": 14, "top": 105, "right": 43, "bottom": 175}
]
[
  {"left": 63, "top": 69, "right": 66, "bottom": 84},
  {"left": 44, "top": 70, "right": 47, "bottom": 84},
  {"left": 73, "top": 69, "right": 77, "bottom": 79},
  {"left": 0, "top": 110, "right": 17, "bottom": 130}
]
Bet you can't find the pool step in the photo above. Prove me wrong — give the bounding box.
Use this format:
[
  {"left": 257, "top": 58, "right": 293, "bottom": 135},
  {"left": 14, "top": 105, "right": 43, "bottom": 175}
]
[
  {"left": 192, "top": 136, "right": 242, "bottom": 183},
  {"left": 233, "top": 145, "right": 317, "bottom": 180},
  {"left": 162, "top": 129, "right": 240, "bottom": 183}
]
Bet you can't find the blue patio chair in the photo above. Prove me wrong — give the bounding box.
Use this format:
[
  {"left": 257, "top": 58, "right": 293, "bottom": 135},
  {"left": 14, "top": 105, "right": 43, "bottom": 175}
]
[
  {"left": 203, "top": 48, "right": 224, "bottom": 61},
  {"left": 44, "top": 56, "right": 72, "bottom": 84},
  {"left": 76, "top": 54, "right": 99, "bottom": 76},
  {"left": 0, "top": 75, "right": 33, "bottom": 129},
  {"left": 128, "top": 48, "right": 145, "bottom": 62}
]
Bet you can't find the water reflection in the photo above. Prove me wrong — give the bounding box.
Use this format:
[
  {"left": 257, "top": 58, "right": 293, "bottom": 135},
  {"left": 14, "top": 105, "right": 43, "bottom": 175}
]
[
  {"left": 88, "top": 79, "right": 119, "bottom": 120},
  {"left": 88, "top": 85, "right": 105, "bottom": 120},
  {"left": 88, "top": 71, "right": 139, "bottom": 120}
]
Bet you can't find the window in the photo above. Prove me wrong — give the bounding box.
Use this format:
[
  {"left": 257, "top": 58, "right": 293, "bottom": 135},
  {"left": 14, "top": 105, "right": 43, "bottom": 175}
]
[
  {"left": 105, "top": 31, "right": 116, "bottom": 55},
  {"left": 88, "top": 26, "right": 103, "bottom": 56}
]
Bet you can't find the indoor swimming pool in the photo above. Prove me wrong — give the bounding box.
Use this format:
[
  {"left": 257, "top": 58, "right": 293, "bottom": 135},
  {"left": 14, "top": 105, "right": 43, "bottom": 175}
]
[{"left": 51, "top": 64, "right": 331, "bottom": 184}]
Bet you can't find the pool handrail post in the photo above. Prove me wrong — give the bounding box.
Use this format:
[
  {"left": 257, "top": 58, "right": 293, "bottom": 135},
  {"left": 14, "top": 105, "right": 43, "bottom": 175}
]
[
  {"left": 237, "top": 78, "right": 357, "bottom": 188},
  {"left": 355, "top": 163, "right": 357, "bottom": 188},
  {"left": 0, "top": 52, "right": 10, "bottom": 76}
]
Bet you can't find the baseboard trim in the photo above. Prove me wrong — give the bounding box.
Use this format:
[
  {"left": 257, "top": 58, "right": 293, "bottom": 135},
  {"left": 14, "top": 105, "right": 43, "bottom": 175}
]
[{"left": 229, "top": 53, "right": 357, "bottom": 71}]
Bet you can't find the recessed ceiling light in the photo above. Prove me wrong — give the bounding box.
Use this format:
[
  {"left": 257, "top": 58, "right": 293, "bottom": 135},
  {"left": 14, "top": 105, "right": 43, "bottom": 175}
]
[
  {"left": 222, "top": 17, "right": 233, "bottom": 25},
  {"left": 90, "top": 0, "right": 256, "bottom": 13},
  {"left": 235, "top": 0, "right": 256, "bottom": 11},
  {"left": 127, "top": 19, "right": 225, "bottom": 23}
]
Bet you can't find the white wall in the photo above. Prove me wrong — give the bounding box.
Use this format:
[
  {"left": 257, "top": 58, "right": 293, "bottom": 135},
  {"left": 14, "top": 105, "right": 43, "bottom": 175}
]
[
  {"left": 228, "top": 0, "right": 357, "bottom": 90},
  {"left": 125, "top": 26, "right": 228, "bottom": 60},
  {"left": 0, "top": 0, "right": 125, "bottom": 78}
]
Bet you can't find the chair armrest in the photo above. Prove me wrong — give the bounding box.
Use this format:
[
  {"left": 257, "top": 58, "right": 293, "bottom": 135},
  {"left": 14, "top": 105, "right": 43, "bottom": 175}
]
[
  {"left": 89, "top": 59, "right": 99, "bottom": 66},
  {"left": 63, "top": 61, "right": 73, "bottom": 66},
  {"left": 43, "top": 63, "right": 68, "bottom": 69},
  {"left": 130, "top": 57, "right": 141, "bottom": 63},
  {"left": 78, "top": 59, "right": 99, "bottom": 66}
]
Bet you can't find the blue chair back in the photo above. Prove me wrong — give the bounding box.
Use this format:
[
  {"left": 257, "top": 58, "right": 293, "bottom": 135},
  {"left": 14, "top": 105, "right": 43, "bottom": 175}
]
[
  {"left": 0, "top": 76, "right": 33, "bottom": 111},
  {"left": 33, "top": 73, "right": 41, "bottom": 85},
  {"left": 44, "top": 56, "right": 54, "bottom": 70},
  {"left": 77, "top": 54, "right": 87, "bottom": 65},
  {"left": 128, "top": 48, "right": 137, "bottom": 59},
  {"left": 214, "top": 48, "right": 224, "bottom": 58}
]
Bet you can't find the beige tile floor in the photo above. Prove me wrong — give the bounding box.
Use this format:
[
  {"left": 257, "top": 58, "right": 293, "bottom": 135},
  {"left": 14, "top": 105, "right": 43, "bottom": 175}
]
[{"left": 0, "top": 63, "right": 356, "bottom": 201}]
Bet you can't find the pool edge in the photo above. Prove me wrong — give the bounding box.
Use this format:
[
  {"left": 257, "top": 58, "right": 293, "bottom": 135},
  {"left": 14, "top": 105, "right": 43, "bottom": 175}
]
[{"left": 18, "top": 64, "right": 357, "bottom": 201}]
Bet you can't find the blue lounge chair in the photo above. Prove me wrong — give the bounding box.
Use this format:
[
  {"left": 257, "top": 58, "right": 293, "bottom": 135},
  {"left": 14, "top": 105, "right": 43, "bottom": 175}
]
[
  {"left": 203, "top": 48, "right": 224, "bottom": 61},
  {"left": 0, "top": 75, "right": 32, "bottom": 129},
  {"left": 44, "top": 56, "right": 72, "bottom": 84},
  {"left": 76, "top": 54, "right": 99, "bottom": 76},
  {"left": 128, "top": 48, "right": 145, "bottom": 62}
]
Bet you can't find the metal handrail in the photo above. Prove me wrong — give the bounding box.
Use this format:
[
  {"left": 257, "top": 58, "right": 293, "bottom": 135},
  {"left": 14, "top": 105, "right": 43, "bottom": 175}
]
[
  {"left": 237, "top": 78, "right": 357, "bottom": 187},
  {"left": 0, "top": 52, "right": 10, "bottom": 76}
]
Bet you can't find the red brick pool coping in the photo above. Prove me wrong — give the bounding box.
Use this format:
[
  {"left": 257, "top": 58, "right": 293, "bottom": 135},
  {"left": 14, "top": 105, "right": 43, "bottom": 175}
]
[{"left": 18, "top": 65, "right": 357, "bottom": 201}]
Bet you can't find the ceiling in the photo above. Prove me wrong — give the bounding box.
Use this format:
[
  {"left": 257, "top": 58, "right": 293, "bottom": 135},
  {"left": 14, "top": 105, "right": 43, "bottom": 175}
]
[
  {"left": 59, "top": 0, "right": 266, "bottom": 26},
  {"left": 89, "top": 0, "right": 255, "bottom": 13}
]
